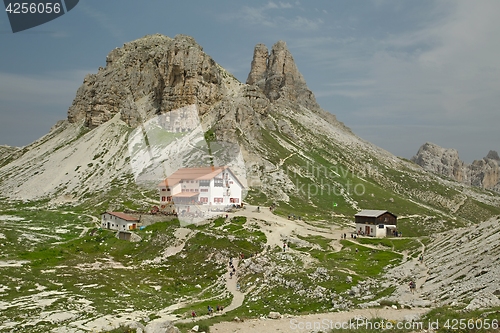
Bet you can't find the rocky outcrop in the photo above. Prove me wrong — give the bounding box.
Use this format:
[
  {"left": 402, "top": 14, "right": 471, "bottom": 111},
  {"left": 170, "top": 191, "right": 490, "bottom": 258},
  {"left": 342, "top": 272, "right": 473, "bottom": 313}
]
[
  {"left": 411, "top": 143, "right": 467, "bottom": 182},
  {"left": 0, "top": 145, "right": 21, "bottom": 168},
  {"left": 412, "top": 143, "right": 500, "bottom": 192},
  {"left": 383, "top": 216, "right": 500, "bottom": 309},
  {"left": 246, "top": 44, "right": 268, "bottom": 86},
  {"left": 68, "top": 34, "right": 225, "bottom": 128},
  {"left": 246, "top": 41, "right": 319, "bottom": 111}
]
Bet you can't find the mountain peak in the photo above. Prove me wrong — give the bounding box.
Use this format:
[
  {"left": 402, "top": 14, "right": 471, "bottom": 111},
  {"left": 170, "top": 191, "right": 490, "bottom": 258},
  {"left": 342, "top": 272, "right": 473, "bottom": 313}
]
[
  {"left": 486, "top": 150, "right": 500, "bottom": 161},
  {"left": 412, "top": 142, "right": 500, "bottom": 192},
  {"left": 67, "top": 33, "right": 223, "bottom": 128},
  {"left": 246, "top": 41, "right": 319, "bottom": 110}
]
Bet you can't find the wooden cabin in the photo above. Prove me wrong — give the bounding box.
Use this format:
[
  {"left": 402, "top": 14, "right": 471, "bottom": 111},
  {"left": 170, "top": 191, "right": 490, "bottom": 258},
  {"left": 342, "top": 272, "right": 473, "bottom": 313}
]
[{"left": 354, "top": 210, "right": 397, "bottom": 237}]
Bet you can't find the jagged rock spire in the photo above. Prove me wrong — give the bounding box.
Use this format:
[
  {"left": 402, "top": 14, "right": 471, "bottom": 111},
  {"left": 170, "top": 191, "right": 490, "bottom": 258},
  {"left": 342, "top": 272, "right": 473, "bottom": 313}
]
[
  {"left": 246, "top": 41, "right": 319, "bottom": 110},
  {"left": 246, "top": 43, "right": 268, "bottom": 86}
]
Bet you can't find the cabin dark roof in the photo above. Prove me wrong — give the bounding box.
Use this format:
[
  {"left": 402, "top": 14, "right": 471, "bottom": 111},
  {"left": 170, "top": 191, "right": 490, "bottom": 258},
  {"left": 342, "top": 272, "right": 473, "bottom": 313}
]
[{"left": 355, "top": 210, "right": 397, "bottom": 218}]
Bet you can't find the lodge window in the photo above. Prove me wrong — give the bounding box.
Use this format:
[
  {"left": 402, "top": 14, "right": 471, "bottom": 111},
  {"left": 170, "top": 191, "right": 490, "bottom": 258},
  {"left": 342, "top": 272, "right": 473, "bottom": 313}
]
[
  {"left": 214, "top": 179, "right": 223, "bottom": 187},
  {"left": 378, "top": 224, "right": 384, "bottom": 229},
  {"left": 161, "top": 196, "right": 166, "bottom": 201},
  {"left": 199, "top": 180, "right": 210, "bottom": 186},
  {"left": 161, "top": 188, "right": 166, "bottom": 191},
  {"left": 200, "top": 188, "right": 208, "bottom": 192}
]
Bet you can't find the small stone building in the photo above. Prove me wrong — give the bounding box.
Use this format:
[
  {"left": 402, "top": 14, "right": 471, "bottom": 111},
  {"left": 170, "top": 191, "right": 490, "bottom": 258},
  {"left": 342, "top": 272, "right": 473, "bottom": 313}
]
[
  {"left": 101, "top": 212, "right": 139, "bottom": 231},
  {"left": 354, "top": 210, "right": 397, "bottom": 237}
]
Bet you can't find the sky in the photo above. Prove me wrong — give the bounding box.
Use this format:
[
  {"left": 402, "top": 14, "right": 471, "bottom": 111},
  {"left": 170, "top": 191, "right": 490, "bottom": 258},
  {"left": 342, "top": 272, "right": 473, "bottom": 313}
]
[{"left": 1, "top": 0, "right": 499, "bottom": 163}]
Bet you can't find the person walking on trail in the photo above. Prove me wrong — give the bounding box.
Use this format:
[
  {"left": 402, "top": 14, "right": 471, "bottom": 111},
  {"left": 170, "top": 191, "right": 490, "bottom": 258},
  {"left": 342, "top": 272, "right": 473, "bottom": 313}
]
[
  {"left": 409, "top": 280, "right": 416, "bottom": 294},
  {"left": 191, "top": 310, "right": 196, "bottom": 320},
  {"left": 283, "top": 243, "right": 286, "bottom": 252}
]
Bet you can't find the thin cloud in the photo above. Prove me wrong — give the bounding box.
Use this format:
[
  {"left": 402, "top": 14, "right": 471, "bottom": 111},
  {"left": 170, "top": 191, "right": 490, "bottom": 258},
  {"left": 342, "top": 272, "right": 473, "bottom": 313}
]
[
  {"left": 78, "top": 2, "right": 123, "bottom": 39},
  {"left": 227, "top": 2, "right": 322, "bottom": 31}
]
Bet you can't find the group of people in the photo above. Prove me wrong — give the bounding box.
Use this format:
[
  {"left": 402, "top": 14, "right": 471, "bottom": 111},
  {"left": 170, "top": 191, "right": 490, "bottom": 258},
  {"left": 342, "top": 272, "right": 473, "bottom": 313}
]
[
  {"left": 229, "top": 257, "right": 236, "bottom": 279},
  {"left": 207, "top": 305, "right": 224, "bottom": 315},
  {"left": 191, "top": 305, "right": 225, "bottom": 319}
]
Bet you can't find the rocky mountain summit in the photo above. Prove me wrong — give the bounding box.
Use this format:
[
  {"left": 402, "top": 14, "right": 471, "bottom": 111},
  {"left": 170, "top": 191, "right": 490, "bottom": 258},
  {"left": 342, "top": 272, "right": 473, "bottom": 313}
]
[
  {"left": 68, "top": 34, "right": 225, "bottom": 128},
  {"left": 412, "top": 142, "right": 500, "bottom": 192},
  {"left": 246, "top": 41, "right": 319, "bottom": 110}
]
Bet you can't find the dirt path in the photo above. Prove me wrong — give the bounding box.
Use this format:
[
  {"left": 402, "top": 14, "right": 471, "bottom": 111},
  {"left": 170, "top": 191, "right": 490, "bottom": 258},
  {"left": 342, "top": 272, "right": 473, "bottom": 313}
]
[
  {"left": 233, "top": 205, "right": 352, "bottom": 251},
  {"left": 224, "top": 259, "right": 247, "bottom": 312},
  {"left": 175, "top": 206, "right": 432, "bottom": 328},
  {"left": 211, "top": 307, "right": 429, "bottom": 333}
]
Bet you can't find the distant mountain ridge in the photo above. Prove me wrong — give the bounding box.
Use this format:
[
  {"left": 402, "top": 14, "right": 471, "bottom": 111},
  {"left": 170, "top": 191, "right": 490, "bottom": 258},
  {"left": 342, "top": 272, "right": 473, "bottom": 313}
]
[{"left": 412, "top": 142, "right": 500, "bottom": 193}]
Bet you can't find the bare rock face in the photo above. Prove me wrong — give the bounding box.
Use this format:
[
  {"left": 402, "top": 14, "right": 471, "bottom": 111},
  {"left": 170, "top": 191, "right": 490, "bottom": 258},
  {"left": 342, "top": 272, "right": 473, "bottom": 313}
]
[
  {"left": 412, "top": 143, "right": 500, "bottom": 192},
  {"left": 470, "top": 158, "right": 499, "bottom": 190},
  {"left": 246, "top": 41, "right": 319, "bottom": 110},
  {"left": 486, "top": 150, "right": 500, "bottom": 161},
  {"left": 68, "top": 34, "right": 224, "bottom": 128},
  {"left": 0, "top": 145, "right": 21, "bottom": 168},
  {"left": 411, "top": 142, "right": 467, "bottom": 182},
  {"left": 246, "top": 44, "right": 268, "bottom": 86}
]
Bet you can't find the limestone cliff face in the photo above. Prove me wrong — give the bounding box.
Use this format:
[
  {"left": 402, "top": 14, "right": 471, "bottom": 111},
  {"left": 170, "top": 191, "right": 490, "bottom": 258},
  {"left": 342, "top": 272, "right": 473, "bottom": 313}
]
[
  {"left": 66, "top": 34, "right": 346, "bottom": 149},
  {"left": 246, "top": 41, "right": 319, "bottom": 111},
  {"left": 412, "top": 143, "right": 500, "bottom": 192},
  {"left": 411, "top": 143, "right": 467, "bottom": 182},
  {"left": 68, "top": 34, "right": 224, "bottom": 128}
]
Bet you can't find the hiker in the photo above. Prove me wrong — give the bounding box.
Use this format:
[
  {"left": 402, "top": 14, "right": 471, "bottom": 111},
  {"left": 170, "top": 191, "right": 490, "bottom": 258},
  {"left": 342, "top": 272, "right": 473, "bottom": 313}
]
[
  {"left": 283, "top": 243, "right": 286, "bottom": 252},
  {"left": 409, "top": 281, "right": 416, "bottom": 293},
  {"left": 226, "top": 214, "right": 228, "bottom": 219},
  {"left": 191, "top": 310, "right": 196, "bottom": 320},
  {"left": 230, "top": 271, "right": 233, "bottom": 279},
  {"left": 419, "top": 254, "right": 424, "bottom": 264},
  {"left": 257, "top": 206, "right": 260, "bottom": 212},
  {"left": 207, "top": 305, "right": 213, "bottom": 315}
]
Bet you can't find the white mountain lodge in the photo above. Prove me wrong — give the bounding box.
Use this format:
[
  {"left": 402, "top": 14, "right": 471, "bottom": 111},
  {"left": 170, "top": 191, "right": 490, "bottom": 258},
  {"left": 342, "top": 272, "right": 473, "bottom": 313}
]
[{"left": 157, "top": 166, "right": 244, "bottom": 215}]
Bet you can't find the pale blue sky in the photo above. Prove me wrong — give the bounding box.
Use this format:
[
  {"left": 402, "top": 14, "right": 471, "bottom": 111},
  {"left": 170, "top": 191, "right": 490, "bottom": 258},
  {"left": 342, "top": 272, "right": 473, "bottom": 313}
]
[{"left": 1, "top": 0, "right": 499, "bottom": 162}]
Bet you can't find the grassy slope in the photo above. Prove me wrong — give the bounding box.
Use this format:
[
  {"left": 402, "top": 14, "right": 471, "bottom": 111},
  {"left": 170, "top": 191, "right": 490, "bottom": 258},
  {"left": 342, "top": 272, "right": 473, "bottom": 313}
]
[{"left": 244, "top": 116, "right": 500, "bottom": 236}]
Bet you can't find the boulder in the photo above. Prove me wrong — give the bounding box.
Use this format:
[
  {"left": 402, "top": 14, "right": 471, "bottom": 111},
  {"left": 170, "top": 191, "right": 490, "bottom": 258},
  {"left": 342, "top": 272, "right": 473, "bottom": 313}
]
[{"left": 268, "top": 311, "right": 282, "bottom": 319}]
